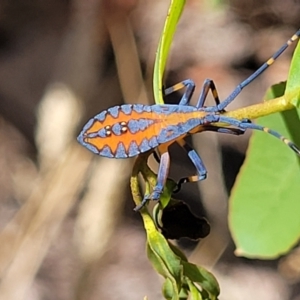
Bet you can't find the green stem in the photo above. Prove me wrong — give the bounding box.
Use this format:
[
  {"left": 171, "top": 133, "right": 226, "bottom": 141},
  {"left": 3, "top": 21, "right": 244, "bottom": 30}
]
[{"left": 223, "top": 95, "right": 295, "bottom": 121}]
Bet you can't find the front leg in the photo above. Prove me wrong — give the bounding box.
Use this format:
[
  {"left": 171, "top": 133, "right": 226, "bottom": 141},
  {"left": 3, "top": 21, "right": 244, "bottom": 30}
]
[{"left": 164, "top": 79, "right": 195, "bottom": 106}]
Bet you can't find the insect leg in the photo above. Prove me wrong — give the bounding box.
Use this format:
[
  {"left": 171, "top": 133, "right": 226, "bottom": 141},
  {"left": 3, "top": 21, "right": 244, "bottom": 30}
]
[
  {"left": 134, "top": 149, "right": 171, "bottom": 211},
  {"left": 174, "top": 126, "right": 244, "bottom": 193},
  {"left": 217, "top": 115, "right": 300, "bottom": 155},
  {"left": 202, "top": 125, "right": 245, "bottom": 135},
  {"left": 196, "top": 79, "right": 221, "bottom": 109},
  {"left": 204, "top": 29, "right": 300, "bottom": 112},
  {"left": 164, "top": 79, "right": 195, "bottom": 105},
  {"left": 174, "top": 139, "right": 207, "bottom": 193}
]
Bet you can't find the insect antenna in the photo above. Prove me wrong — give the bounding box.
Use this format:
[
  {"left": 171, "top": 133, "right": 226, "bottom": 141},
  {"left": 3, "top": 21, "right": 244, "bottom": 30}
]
[{"left": 215, "top": 29, "right": 300, "bottom": 112}]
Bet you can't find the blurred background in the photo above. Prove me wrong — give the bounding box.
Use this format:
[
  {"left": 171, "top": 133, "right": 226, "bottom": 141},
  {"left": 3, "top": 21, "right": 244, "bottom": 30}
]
[{"left": 0, "top": 0, "right": 300, "bottom": 299}]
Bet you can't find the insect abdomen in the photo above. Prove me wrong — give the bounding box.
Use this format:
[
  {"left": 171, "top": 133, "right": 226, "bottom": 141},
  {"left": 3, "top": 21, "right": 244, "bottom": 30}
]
[{"left": 77, "top": 104, "right": 201, "bottom": 158}]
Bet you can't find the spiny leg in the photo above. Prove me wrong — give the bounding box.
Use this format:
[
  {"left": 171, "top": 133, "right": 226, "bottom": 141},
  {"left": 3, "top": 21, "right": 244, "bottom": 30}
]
[
  {"left": 203, "top": 29, "right": 300, "bottom": 112},
  {"left": 216, "top": 115, "right": 300, "bottom": 155},
  {"left": 196, "top": 79, "right": 222, "bottom": 109},
  {"left": 164, "top": 79, "right": 195, "bottom": 106},
  {"left": 134, "top": 149, "right": 171, "bottom": 211}
]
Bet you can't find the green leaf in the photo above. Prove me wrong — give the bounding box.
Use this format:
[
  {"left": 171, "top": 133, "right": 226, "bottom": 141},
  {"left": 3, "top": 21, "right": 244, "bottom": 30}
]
[
  {"left": 286, "top": 37, "right": 300, "bottom": 107},
  {"left": 162, "top": 278, "right": 176, "bottom": 300},
  {"left": 178, "top": 286, "right": 189, "bottom": 299},
  {"left": 229, "top": 82, "right": 300, "bottom": 258},
  {"left": 153, "top": 0, "right": 186, "bottom": 104},
  {"left": 147, "top": 242, "right": 174, "bottom": 279},
  {"left": 147, "top": 228, "right": 183, "bottom": 284},
  {"left": 160, "top": 179, "right": 177, "bottom": 208},
  {"left": 182, "top": 261, "right": 220, "bottom": 299},
  {"left": 146, "top": 201, "right": 218, "bottom": 299},
  {"left": 186, "top": 279, "right": 202, "bottom": 300},
  {"left": 265, "top": 81, "right": 286, "bottom": 99},
  {"left": 147, "top": 238, "right": 181, "bottom": 300},
  {"left": 143, "top": 211, "right": 183, "bottom": 298},
  {"left": 168, "top": 241, "right": 188, "bottom": 261}
]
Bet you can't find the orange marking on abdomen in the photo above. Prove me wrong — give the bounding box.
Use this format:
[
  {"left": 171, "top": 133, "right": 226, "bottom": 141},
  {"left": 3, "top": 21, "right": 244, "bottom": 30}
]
[
  {"left": 86, "top": 122, "right": 161, "bottom": 154},
  {"left": 85, "top": 110, "right": 153, "bottom": 134},
  {"left": 84, "top": 110, "right": 207, "bottom": 154},
  {"left": 84, "top": 110, "right": 160, "bottom": 154}
]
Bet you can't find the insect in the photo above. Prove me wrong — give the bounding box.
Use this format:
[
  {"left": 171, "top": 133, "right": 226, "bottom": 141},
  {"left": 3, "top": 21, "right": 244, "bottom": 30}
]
[{"left": 78, "top": 29, "right": 300, "bottom": 210}]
